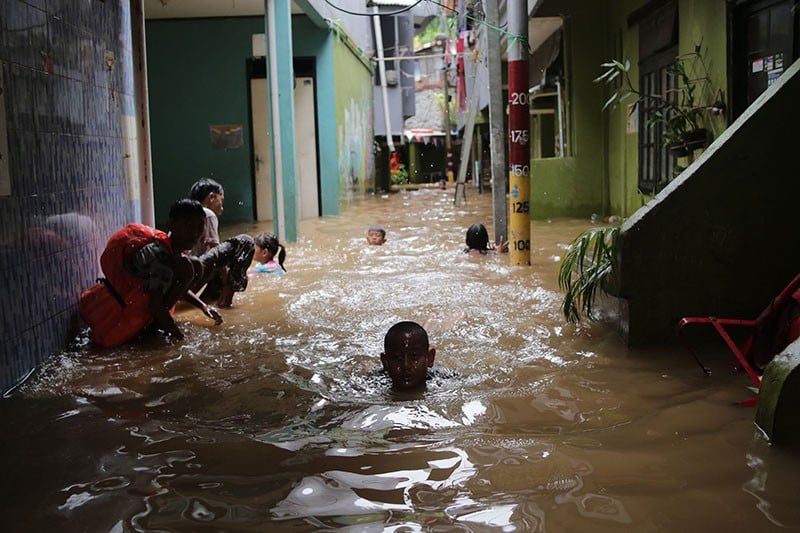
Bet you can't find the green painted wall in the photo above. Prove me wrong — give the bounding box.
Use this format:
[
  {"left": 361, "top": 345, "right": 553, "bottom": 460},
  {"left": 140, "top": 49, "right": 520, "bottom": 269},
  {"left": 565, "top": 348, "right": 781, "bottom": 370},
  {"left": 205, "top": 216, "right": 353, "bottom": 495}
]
[
  {"left": 679, "top": 0, "right": 729, "bottom": 140},
  {"left": 333, "top": 36, "right": 374, "bottom": 201},
  {"left": 603, "top": 0, "right": 641, "bottom": 218},
  {"left": 533, "top": 0, "right": 729, "bottom": 220},
  {"left": 605, "top": 0, "right": 728, "bottom": 217},
  {"left": 530, "top": 0, "right": 610, "bottom": 219},
  {"left": 146, "top": 17, "right": 263, "bottom": 226}
]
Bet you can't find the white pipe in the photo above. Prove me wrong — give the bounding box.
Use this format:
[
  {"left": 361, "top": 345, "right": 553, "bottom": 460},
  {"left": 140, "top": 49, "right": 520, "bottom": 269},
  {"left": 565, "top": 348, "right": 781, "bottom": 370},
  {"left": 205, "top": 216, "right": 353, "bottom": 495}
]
[
  {"left": 132, "top": 0, "right": 154, "bottom": 226},
  {"left": 267, "top": 0, "right": 286, "bottom": 242},
  {"left": 556, "top": 78, "right": 564, "bottom": 157},
  {"left": 372, "top": 6, "right": 395, "bottom": 153}
]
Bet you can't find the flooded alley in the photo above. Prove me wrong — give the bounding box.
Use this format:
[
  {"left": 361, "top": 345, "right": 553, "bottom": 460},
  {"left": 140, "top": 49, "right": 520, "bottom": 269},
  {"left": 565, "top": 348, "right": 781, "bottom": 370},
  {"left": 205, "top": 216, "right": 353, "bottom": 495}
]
[{"left": 2, "top": 188, "right": 799, "bottom": 531}]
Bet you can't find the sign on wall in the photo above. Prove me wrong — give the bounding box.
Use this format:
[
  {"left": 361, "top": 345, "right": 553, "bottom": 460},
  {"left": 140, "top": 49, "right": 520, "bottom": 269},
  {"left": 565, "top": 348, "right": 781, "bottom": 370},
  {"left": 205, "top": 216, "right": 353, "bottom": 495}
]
[
  {"left": 626, "top": 103, "right": 639, "bottom": 134},
  {"left": 210, "top": 124, "right": 243, "bottom": 149}
]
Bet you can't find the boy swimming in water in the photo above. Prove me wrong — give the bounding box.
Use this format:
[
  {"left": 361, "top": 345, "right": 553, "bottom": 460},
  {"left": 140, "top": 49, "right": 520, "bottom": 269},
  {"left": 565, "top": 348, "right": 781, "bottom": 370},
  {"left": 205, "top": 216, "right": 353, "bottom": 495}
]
[
  {"left": 464, "top": 223, "right": 508, "bottom": 254},
  {"left": 366, "top": 225, "right": 386, "bottom": 246},
  {"left": 380, "top": 321, "right": 458, "bottom": 391}
]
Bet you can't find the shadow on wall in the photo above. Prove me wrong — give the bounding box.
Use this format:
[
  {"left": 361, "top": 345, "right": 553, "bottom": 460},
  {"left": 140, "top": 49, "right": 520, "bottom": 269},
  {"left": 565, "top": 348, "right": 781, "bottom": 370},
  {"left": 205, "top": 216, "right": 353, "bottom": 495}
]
[{"left": 1, "top": 212, "right": 102, "bottom": 393}]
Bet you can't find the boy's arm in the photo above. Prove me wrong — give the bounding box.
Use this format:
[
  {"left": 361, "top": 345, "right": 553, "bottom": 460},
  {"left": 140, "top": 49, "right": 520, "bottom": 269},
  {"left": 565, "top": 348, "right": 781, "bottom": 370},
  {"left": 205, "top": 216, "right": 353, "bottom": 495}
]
[
  {"left": 127, "top": 241, "right": 185, "bottom": 339},
  {"left": 182, "top": 290, "right": 224, "bottom": 325},
  {"left": 147, "top": 288, "right": 184, "bottom": 340}
]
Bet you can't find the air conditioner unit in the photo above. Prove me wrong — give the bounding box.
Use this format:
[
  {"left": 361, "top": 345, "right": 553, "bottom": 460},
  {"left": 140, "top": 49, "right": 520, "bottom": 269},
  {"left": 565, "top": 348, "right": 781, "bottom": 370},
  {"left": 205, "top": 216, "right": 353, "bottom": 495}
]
[{"left": 385, "top": 69, "right": 398, "bottom": 86}]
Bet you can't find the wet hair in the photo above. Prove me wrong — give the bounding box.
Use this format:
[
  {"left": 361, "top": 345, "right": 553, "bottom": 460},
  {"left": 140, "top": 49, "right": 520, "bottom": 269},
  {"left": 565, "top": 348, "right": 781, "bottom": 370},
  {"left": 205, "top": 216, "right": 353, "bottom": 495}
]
[
  {"left": 465, "top": 223, "right": 490, "bottom": 252},
  {"left": 368, "top": 225, "right": 386, "bottom": 238},
  {"left": 169, "top": 198, "right": 205, "bottom": 222},
  {"left": 189, "top": 178, "right": 224, "bottom": 202},
  {"left": 384, "top": 321, "right": 429, "bottom": 351},
  {"left": 254, "top": 231, "right": 287, "bottom": 272}
]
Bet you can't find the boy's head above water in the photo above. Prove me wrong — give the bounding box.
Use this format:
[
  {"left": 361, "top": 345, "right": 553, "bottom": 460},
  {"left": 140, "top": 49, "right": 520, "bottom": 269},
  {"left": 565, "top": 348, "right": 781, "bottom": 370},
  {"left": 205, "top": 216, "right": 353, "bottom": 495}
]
[
  {"left": 366, "top": 225, "right": 386, "bottom": 245},
  {"left": 381, "top": 321, "right": 436, "bottom": 391},
  {"left": 189, "top": 177, "right": 225, "bottom": 216},
  {"left": 465, "top": 223, "right": 490, "bottom": 251},
  {"left": 167, "top": 199, "right": 206, "bottom": 252}
]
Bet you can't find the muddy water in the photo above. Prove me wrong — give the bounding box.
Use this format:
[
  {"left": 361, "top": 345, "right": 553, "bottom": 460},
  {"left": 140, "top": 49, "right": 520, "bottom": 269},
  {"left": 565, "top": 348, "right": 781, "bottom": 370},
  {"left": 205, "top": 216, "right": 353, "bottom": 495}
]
[{"left": 3, "top": 188, "right": 799, "bottom": 531}]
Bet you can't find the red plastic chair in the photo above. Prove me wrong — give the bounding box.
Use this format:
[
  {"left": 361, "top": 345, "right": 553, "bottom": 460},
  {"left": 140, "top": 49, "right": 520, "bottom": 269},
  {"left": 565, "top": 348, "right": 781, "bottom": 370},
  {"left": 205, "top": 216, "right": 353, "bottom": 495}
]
[{"left": 678, "top": 272, "right": 800, "bottom": 405}]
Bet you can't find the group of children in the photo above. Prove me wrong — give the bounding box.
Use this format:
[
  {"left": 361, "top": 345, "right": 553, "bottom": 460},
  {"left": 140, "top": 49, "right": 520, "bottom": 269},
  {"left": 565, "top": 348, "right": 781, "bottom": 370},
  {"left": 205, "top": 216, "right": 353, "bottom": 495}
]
[
  {"left": 80, "top": 185, "right": 507, "bottom": 392},
  {"left": 79, "top": 178, "right": 286, "bottom": 348}
]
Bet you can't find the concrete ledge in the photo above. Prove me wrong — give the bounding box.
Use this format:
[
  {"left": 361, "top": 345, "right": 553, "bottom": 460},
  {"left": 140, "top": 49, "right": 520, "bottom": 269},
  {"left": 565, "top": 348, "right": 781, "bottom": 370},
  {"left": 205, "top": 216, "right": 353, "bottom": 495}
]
[
  {"left": 390, "top": 183, "right": 445, "bottom": 191},
  {"left": 756, "top": 338, "right": 800, "bottom": 444}
]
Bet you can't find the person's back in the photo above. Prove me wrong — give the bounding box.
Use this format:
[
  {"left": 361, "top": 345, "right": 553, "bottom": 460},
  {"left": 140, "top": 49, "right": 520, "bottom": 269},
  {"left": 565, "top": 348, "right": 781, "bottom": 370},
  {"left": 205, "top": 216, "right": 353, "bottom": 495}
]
[{"left": 249, "top": 232, "right": 287, "bottom": 275}]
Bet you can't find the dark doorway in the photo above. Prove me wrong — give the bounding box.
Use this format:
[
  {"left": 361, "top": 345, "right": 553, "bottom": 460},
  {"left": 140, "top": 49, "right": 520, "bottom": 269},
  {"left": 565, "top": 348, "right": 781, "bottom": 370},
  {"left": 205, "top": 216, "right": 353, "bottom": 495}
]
[{"left": 731, "top": 0, "right": 800, "bottom": 119}]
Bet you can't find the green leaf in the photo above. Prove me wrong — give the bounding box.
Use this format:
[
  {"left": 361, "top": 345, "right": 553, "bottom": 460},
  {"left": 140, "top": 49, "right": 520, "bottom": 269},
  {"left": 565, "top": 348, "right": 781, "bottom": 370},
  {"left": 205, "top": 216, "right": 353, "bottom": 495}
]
[{"left": 558, "top": 226, "right": 620, "bottom": 324}]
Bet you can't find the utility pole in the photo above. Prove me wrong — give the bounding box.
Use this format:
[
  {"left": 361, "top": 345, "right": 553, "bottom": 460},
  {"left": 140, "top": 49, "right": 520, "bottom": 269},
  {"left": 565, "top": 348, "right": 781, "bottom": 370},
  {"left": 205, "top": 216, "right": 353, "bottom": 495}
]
[
  {"left": 484, "top": 0, "right": 507, "bottom": 246},
  {"left": 438, "top": 10, "right": 454, "bottom": 183},
  {"left": 507, "top": 0, "right": 531, "bottom": 265}
]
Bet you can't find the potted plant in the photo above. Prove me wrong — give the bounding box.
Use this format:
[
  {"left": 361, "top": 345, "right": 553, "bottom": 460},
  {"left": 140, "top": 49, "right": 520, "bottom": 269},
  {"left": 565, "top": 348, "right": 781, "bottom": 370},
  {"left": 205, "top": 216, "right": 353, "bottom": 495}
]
[
  {"left": 390, "top": 162, "right": 409, "bottom": 185},
  {"left": 558, "top": 224, "right": 620, "bottom": 323},
  {"left": 595, "top": 48, "right": 724, "bottom": 157}
]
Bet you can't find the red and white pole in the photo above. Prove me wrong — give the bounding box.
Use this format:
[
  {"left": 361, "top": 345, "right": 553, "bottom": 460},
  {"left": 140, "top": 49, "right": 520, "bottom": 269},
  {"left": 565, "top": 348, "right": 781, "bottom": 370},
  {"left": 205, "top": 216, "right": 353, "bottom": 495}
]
[{"left": 507, "top": 0, "right": 531, "bottom": 266}]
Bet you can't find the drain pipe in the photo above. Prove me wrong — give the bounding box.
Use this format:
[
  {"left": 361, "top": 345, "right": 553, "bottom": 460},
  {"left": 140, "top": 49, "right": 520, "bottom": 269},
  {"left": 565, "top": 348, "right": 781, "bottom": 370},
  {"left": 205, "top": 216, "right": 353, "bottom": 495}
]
[
  {"left": 556, "top": 78, "right": 565, "bottom": 156},
  {"left": 372, "top": 6, "right": 395, "bottom": 153}
]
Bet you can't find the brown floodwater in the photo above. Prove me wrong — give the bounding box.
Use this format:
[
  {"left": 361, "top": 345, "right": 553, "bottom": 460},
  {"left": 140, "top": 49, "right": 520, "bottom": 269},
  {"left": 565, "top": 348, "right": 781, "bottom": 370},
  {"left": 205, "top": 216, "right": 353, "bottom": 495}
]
[{"left": 2, "top": 187, "right": 799, "bottom": 531}]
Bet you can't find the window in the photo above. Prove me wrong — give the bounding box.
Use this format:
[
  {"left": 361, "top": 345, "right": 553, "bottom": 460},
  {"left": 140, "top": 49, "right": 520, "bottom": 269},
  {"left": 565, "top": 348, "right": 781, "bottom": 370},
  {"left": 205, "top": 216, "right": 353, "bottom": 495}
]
[
  {"left": 529, "top": 19, "right": 570, "bottom": 159},
  {"left": 636, "top": 0, "right": 678, "bottom": 194},
  {"left": 638, "top": 48, "right": 678, "bottom": 194}
]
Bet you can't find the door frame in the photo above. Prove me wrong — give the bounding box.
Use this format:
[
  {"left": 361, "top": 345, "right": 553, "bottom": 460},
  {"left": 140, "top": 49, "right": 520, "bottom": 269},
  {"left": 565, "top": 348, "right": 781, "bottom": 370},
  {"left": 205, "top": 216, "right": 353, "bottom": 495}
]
[{"left": 246, "top": 56, "right": 321, "bottom": 220}]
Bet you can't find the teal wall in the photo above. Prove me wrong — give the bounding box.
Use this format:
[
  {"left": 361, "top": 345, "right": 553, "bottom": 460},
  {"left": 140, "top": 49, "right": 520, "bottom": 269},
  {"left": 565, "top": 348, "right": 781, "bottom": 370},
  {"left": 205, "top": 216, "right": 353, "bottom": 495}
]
[
  {"left": 291, "top": 15, "right": 339, "bottom": 216},
  {"left": 147, "top": 15, "right": 371, "bottom": 225},
  {"left": 147, "top": 17, "right": 263, "bottom": 226}
]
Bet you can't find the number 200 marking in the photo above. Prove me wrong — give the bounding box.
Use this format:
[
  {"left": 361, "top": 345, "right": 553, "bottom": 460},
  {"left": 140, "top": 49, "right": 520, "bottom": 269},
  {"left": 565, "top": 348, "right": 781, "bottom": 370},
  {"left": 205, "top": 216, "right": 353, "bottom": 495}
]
[{"left": 510, "top": 92, "right": 529, "bottom": 105}]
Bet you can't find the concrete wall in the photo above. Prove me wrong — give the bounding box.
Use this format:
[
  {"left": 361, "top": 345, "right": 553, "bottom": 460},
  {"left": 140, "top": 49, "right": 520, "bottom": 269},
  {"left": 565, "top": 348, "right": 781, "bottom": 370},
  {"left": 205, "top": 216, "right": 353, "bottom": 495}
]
[
  {"left": 292, "top": 16, "right": 337, "bottom": 216},
  {"left": 0, "top": 0, "right": 137, "bottom": 391},
  {"left": 613, "top": 59, "right": 800, "bottom": 345}
]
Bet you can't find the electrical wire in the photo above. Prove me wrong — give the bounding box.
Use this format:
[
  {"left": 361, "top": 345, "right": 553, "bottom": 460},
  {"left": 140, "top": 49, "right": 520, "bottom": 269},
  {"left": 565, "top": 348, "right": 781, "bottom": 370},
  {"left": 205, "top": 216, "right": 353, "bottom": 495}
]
[{"left": 323, "top": 0, "right": 425, "bottom": 17}]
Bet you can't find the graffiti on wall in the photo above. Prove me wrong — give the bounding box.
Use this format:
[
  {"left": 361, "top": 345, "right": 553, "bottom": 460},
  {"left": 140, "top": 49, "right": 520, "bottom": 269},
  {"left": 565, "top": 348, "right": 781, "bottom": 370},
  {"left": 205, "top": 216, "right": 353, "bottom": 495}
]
[{"left": 337, "top": 95, "right": 370, "bottom": 201}]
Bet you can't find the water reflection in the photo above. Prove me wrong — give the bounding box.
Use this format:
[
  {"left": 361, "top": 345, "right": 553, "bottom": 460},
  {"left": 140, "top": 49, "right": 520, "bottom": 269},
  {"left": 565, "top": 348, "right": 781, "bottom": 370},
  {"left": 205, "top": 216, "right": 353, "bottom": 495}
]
[{"left": 4, "top": 189, "right": 800, "bottom": 530}]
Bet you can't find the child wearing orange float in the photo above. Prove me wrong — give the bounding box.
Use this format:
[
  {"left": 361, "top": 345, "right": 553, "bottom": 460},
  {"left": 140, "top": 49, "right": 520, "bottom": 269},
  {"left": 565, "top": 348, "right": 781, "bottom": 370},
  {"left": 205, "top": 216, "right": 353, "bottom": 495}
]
[{"left": 80, "top": 199, "right": 223, "bottom": 347}]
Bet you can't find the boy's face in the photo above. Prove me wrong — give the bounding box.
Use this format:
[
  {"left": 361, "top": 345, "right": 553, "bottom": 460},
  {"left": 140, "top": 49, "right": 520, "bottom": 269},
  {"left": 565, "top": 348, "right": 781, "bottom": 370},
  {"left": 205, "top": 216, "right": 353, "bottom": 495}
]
[
  {"left": 169, "top": 215, "right": 205, "bottom": 252},
  {"left": 206, "top": 192, "right": 225, "bottom": 216},
  {"left": 366, "top": 230, "right": 386, "bottom": 245},
  {"left": 381, "top": 331, "right": 435, "bottom": 390},
  {"left": 253, "top": 244, "right": 274, "bottom": 264}
]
